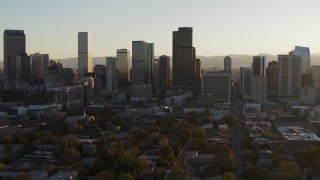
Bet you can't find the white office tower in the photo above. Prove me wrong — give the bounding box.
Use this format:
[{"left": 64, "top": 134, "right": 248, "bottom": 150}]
[
  {"left": 239, "top": 67, "right": 253, "bottom": 99},
  {"left": 78, "top": 32, "right": 92, "bottom": 78},
  {"left": 278, "top": 52, "right": 301, "bottom": 102},
  {"left": 106, "top": 57, "right": 118, "bottom": 92},
  {"left": 202, "top": 73, "right": 230, "bottom": 102},
  {"left": 250, "top": 76, "right": 267, "bottom": 102}
]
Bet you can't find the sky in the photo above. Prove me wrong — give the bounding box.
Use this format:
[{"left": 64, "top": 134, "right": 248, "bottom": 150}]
[{"left": 1, "top": 0, "right": 320, "bottom": 59}]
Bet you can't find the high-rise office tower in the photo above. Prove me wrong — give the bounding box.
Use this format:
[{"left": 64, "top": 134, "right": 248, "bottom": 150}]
[
  {"left": 195, "top": 59, "right": 202, "bottom": 93},
  {"left": 94, "top": 64, "right": 106, "bottom": 95},
  {"left": 116, "top": 49, "right": 130, "bottom": 87},
  {"left": 106, "top": 57, "right": 118, "bottom": 92},
  {"left": 294, "top": 46, "right": 312, "bottom": 86},
  {"left": 159, "top": 55, "right": 170, "bottom": 93},
  {"left": 78, "top": 32, "right": 92, "bottom": 78},
  {"left": 312, "top": 66, "right": 320, "bottom": 87},
  {"left": 30, "top": 53, "right": 49, "bottom": 84},
  {"left": 131, "top": 41, "right": 154, "bottom": 85},
  {"left": 239, "top": 67, "right": 253, "bottom": 99},
  {"left": 3, "top": 30, "right": 26, "bottom": 81},
  {"left": 154, "top": 59, "right": 160, "bottom": 88},
  {"left": 250, "top": 76, "right": 267, "bottom": 102},
  {"left": 202, "top": 73, "right": 230, "bottom": 102},
  {"left": 224, "top": 56, "right": 232, "bottom": 75},
  {"left": 278, "top": 52, "right": 301, "bottom": 101},
  {"left": 266, "top": 61, "right": 278, "bottom": 92},
  {"left": 15, "top": 53, "right": 31, "bottom": 84},
  {"left": 252, "top": 56, "right": 266, "bottom": 77},
  {"left": 172, "top": 27, "right": 196, "bottom": 87}
]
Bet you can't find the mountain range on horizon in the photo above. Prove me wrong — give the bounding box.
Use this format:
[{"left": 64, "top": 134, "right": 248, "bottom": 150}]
[{"left": 2, "top": 53, "right": 320, "bottom": 69}]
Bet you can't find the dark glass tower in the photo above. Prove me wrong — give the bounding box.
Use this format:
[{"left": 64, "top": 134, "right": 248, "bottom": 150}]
[
  {"left": 172, "top": 27, "right": 196, "bottom": 87},
  {"left": 3, "top": 30, "right": 26, "bottom": 81}
]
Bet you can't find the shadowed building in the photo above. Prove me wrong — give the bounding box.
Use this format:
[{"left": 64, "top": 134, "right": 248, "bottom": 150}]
[
  {"left": 224, "top": 56, "right": 231, "bottom": 75},
  {"left": 30, "top": 53, "right": 49, "bottom": 85},
  {"left": 172, "top": 27, "right": 196, "bottom": 88},
  {"left": 239, "top": 67, "right": 252, "bottom": 99},
  {"left": 252, "top": 56, "right": 266, "bottom": 77},
  {"left": 131, "top": 41, "right": 154, "bottom": 86},
  {"left": 3, "top": 30, "right": 26, "bottom": 81},
  {"left": 266, "top": 61, "right": 278, "bottom": 100},
  {"left": 159, "top": 55, "right": 170, "bottom": 93}
]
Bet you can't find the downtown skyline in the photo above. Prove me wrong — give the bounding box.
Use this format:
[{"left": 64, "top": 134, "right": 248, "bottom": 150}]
[{"left": 1, "top": 0, "right": 320, "bottom": 60}]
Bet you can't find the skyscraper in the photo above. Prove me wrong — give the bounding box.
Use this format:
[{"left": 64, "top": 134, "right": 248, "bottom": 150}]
[
  {"left": 106, "top": 57, "right": 118, "bottom": 92},
  {"left": 116, "top": 49, "right": 130, "bottom": 87},
  {"left": 312, "top": 65, "right": 320, "bottom": 87},
  {"left": 278, "top": 52, "right": 301, "bottom": 101},
  {"left": 94, "top": 64, "right": 106, "bottom": 95},
  {"left": 224, "top": 56, "right": 232, "bottom": 75},
  {"left": 195, "top": 59, "right": 202, "bottom": 93},
  {"left": 3, "top": 30, "right": 26, "bottom": 81},
  {"left": 15, "top": 53, "right": 31, "bottom": 84},
  {"left": 159, "top": 55, "right": 170, "bottom": 93},
  {"left": 294, "top": 46, "right": 312, "bottom": 86},
  {"left": 78, "top": 32, "right": 92, "bottom": 78},
  {"left": 240, "top": 67, "right": 253, "bottom": 99},
  {"left": 172, "top": 27, "right": 196, "bottom": 87},
  {"left": 154, "top": 59, "right": 160, "bottom": 88},
  {"left": 30, "top": 53, "right": 49, "bottom": 84},
  {"left": 131, "top": 41, "right": 154, "bottom": 85},
  {"left": 252, "top": 56, "right": 266, "bottom": 77},
  {"left": 266, "top": 61, "right": 278, "bottom": 92}
]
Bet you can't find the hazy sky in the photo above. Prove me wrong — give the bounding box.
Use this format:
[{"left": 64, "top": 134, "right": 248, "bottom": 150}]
[{"left": 1, "top": 0, "right": 320, "bottom": 59}]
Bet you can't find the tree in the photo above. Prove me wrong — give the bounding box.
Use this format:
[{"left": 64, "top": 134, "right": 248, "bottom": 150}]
[
  {"left": 221, "top": 172, "right": 236, "bottom": 180},
  {"left": 277, "top": 160, "right": 300, "bottom": 180},
  {"left": 118, "top": 173, "right": 135, "bottom": 180},
  {"left": 168, "top": 161, "right": 190, "bottom": 180},
  {"left": 95, "top": 171, "right": 115, "bottom": 180},
  {"left": 61, "top": 148, "right": 81, "bottom": 165},
  {"left": 242, "top": 162, "right": 257, "bottom": 180},
  {"left": 223, "top": 155, "right": 236, "bottom": 172},
  {"left": 160, "top": 145, "right": 175, "bottom": 164},
  {"left": 16, "top": 172, "right": 32, "bottom": 180}
]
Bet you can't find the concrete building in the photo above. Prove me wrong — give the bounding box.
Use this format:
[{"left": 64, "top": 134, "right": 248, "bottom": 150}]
[
  {"left": 252, "top": 56, "right": 266, "bottom": 77},
  {"left": 78, "top": 32, "right": 92, "bottom": 78},
  {"left": 154, "top": 59, "right": 160, "bottom": 88},
  {"left": 172, "top": 27, "right": 196, "bottom": 88},
  {"left": 116, "top": 49, "right": 130, "bottom": 87},
  {"left": 224, "top": 56, "right": 232, "bottom": 75},
  {"left": 240, "top": 67, "right": 253, "bottom": 99},
  {"left": 15, "top": 53, "right": 31, "bottom": 84},
  {"left": 30, "top": 53, "right": 49, "bottom": 84},
  {"left": 294, "top": 46, "right": 312, "bottom": 87},
  {"left": 106, "top": 57, "right": 118, "bottom": 92},
  {"left": 278, "top": 52, "right": 301, "bottom": 102},
  {"left": 159, "top": 55, "right": 171, "bottom": 93},
  {"left": 267, "top": 61, "right": 278, "bottom": 92},
  {"left": 131, "top": 41, "right": 154, "bottom": 85},
  {"left": 312, "top": 65, "right": 320, "bottom": 87},
  {"left": 300, "top": 86, "right": 317, "bottom": 104},
  {"left": 250, "top": 75, "right": 267, "bottom": 102},
  {"left": 130, "top": 84, "right": 152, "bottom": 101},
  {"left": 202, "top": 73, "right": 230, "bottom": 102},
  {"left": 3, "top": 30, "right": 26, "bottom": 81},
  {"left": 195, "top": 59, "right": 202, "bottom": 94},
  {"left": 94, "top": 64, "right": 106, "bottom": 95}
]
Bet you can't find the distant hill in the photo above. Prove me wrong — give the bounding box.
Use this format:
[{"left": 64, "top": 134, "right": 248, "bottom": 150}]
[{"left": 1, "top": 54, "right": 320, "bottom": 69}]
